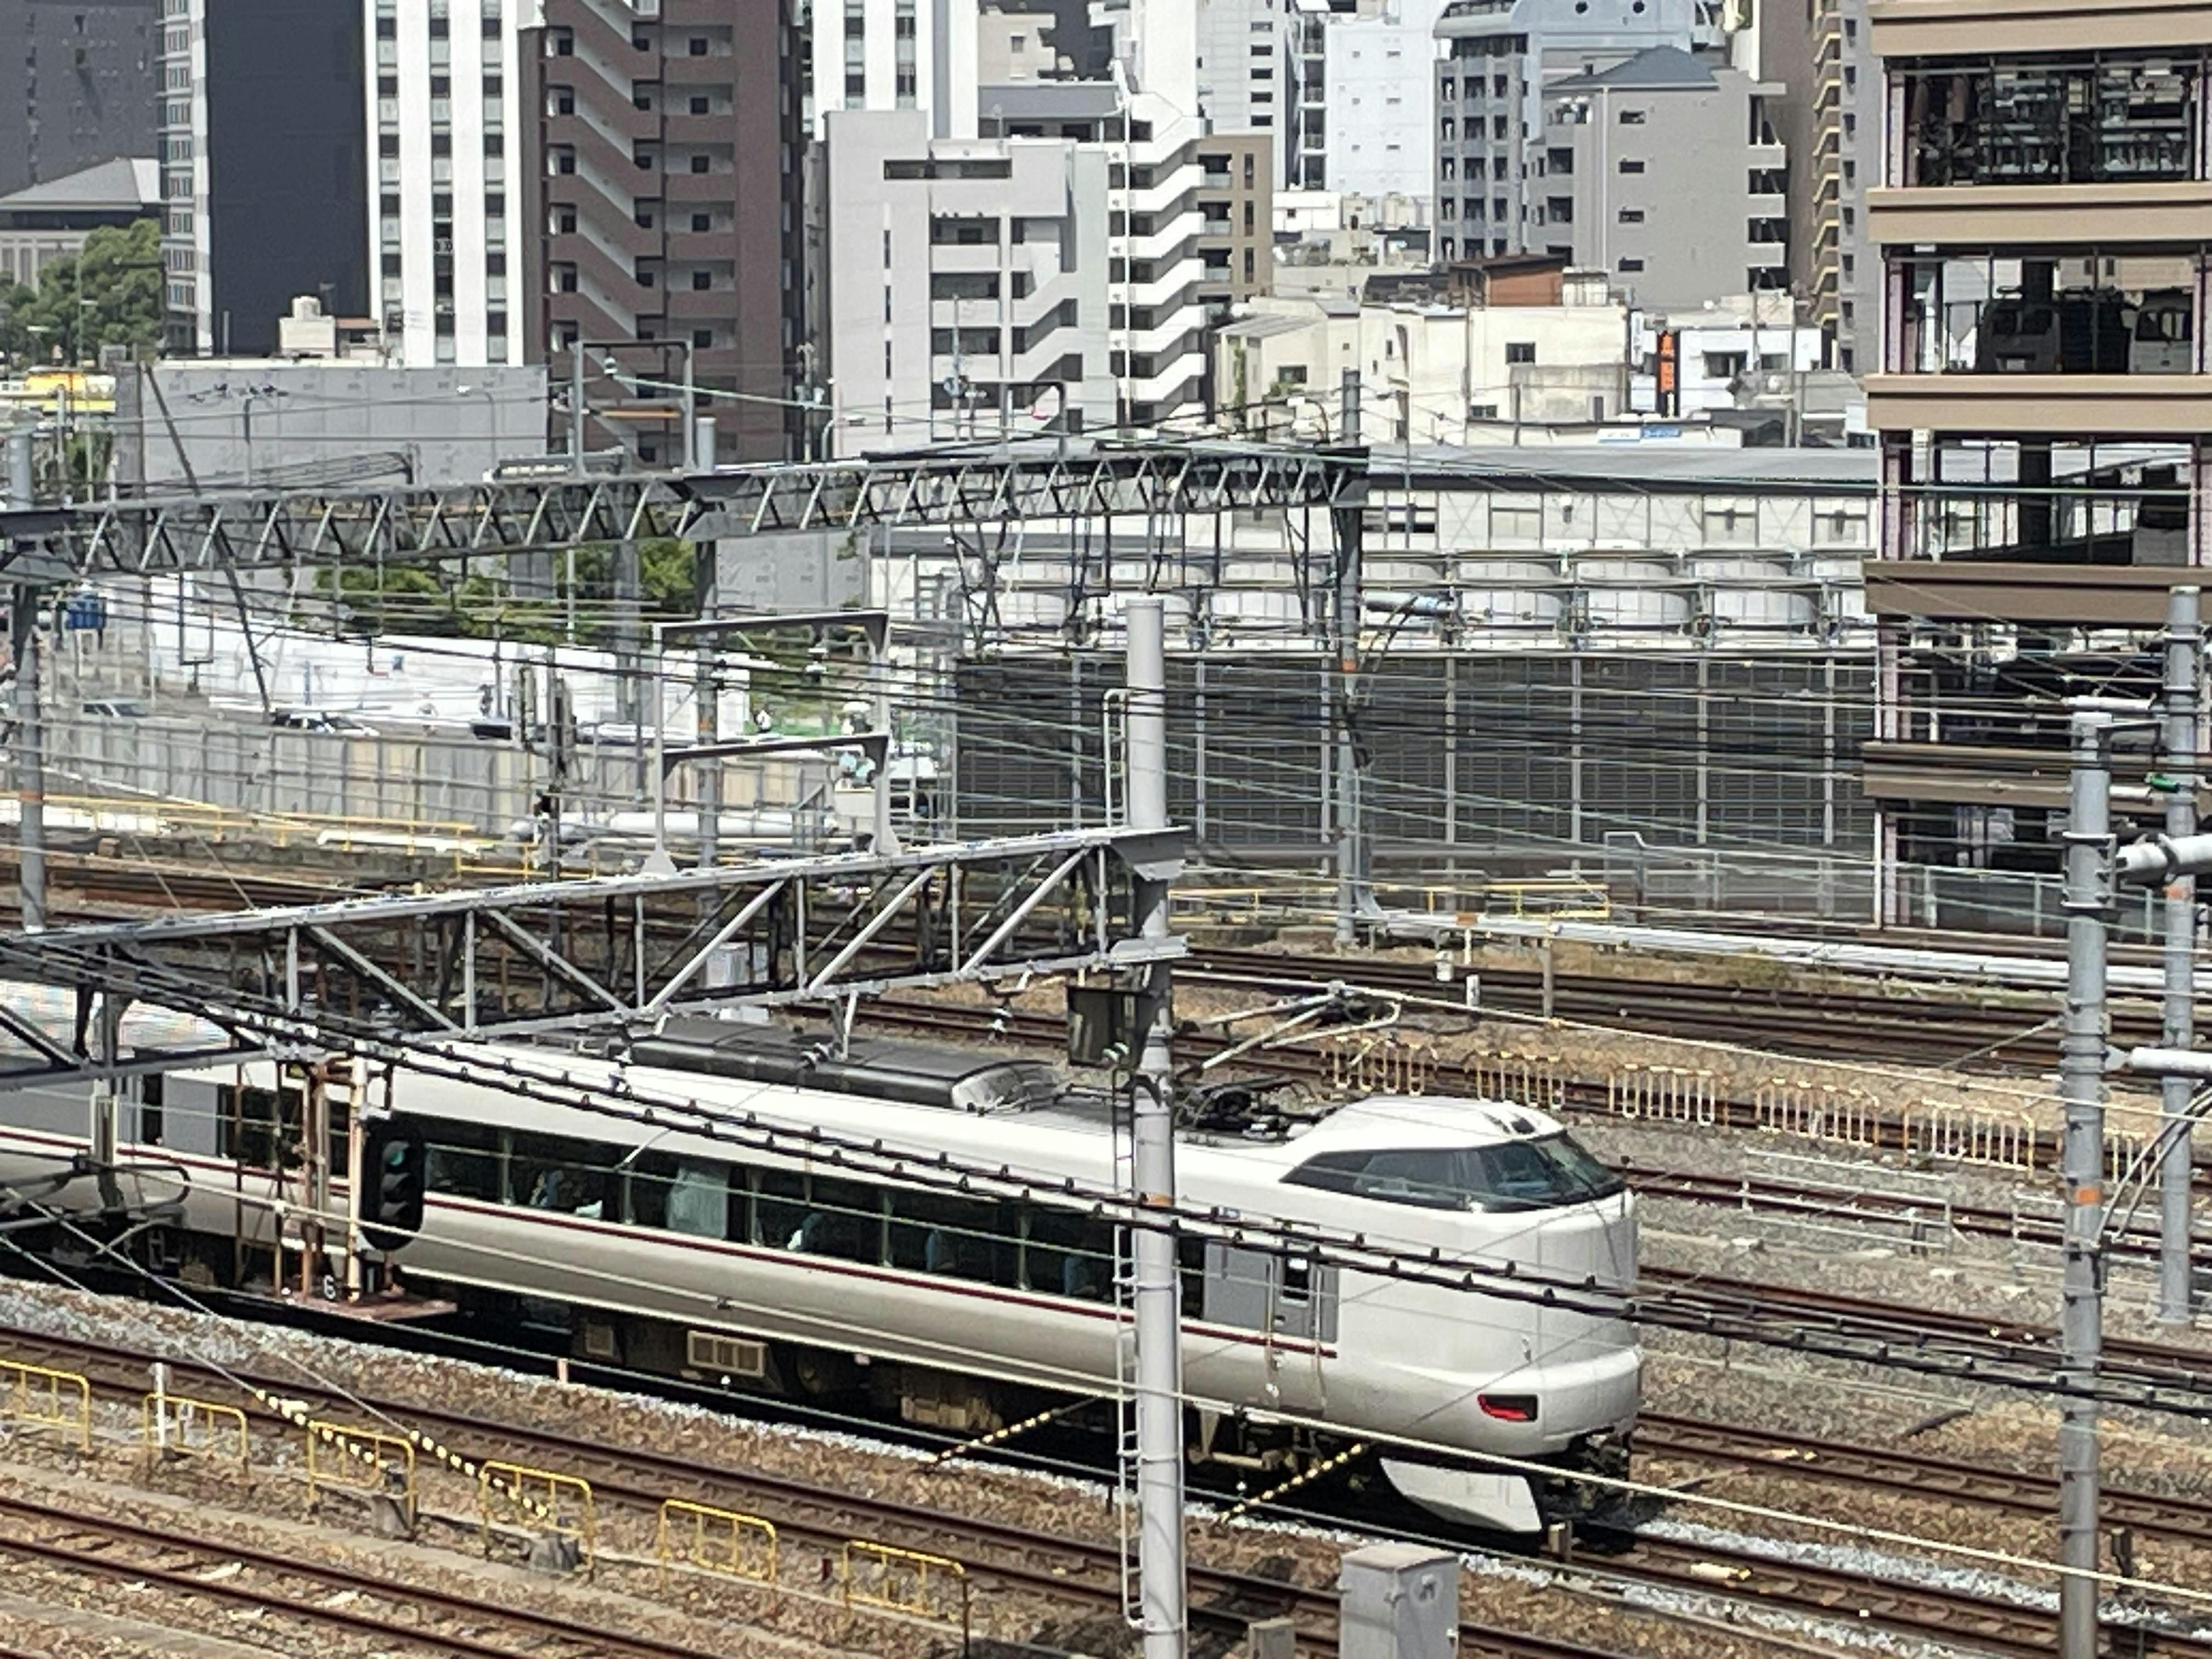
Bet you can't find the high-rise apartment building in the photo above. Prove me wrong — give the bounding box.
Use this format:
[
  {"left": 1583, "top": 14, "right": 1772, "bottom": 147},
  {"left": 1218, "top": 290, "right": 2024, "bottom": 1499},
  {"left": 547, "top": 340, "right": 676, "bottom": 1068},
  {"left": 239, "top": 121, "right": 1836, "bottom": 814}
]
[
  {"left": 160, "top": 0, "right": 369, "bottom": 356},
  {"left": 1765, "top": 0, "right": 1877, "bottom": 369},
  {"left": 1538, "top": 46, "right": 1787, "bottom": 307},
  {"left": 1432, "top": 0, "right": 1696, "bottom": 261},
  {"left": 1860, "top": 1, "right": 2210, "bottom": 918},
  {"left": 522, "top": 0, "right": 804, "bottom": 462},
  {"left": 367, "top": 0, "right": 526, "bottom": 368},
  {"left": 0, "top": 0, "right": 158, "bottom": 200}
]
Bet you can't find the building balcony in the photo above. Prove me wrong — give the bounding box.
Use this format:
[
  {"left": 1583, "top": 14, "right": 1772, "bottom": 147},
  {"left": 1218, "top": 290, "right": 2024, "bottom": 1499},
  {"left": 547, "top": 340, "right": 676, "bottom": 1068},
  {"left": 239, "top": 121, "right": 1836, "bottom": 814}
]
[
  {"left": 663, "top": 171, "right": 737, "bottom": 201},
  {"left": 1865, "top": 372, "right": 2212, "bottom": 434},
  {"left": 1863, "top": 561, "right": 2195, "bottom": 627},
  {"left": 664, "top": 229, "right": 727, "bottom": 259},
  {"left": 663, "top": 111, "right": 733, "bottom": 142},
  {"left": 1869, "top": 0, "right": 2212, "bottom": 59},
  {"left": 1858, "top": 739, "right": 2212, "bottom": 810},
  {"left": 1866, "top": 179, "right": 2212, "bottom": 249},
  {"left": 666, "top": 287, "right": 736, "bottom": 318},
  {"left": 662, "top": 53, "right": 739, "bottom": 83}
]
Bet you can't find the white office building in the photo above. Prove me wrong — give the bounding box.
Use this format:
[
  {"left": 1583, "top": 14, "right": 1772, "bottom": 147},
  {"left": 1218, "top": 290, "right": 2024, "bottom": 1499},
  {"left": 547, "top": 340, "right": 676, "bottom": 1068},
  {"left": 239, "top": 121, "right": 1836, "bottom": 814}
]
[
  {"left": 368, "top": 0, "right": 528, "bottom": 367},
  {"left": 1323, "top": 4, "right": 1438, "bottom": 208}
]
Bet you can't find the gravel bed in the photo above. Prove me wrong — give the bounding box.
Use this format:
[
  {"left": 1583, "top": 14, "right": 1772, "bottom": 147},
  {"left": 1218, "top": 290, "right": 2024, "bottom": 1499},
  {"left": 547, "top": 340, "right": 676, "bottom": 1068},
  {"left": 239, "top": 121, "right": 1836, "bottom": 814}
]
[{"left": 0, "top": 1278, "right": 1999, "bottom": 1659}]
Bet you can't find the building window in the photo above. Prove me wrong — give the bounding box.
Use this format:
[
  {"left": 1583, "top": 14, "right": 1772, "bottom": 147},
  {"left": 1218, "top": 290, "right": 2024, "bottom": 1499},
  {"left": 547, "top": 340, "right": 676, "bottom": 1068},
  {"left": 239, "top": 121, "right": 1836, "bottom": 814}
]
[
  {"left": 1618, "top": 108, "right": 1645, "bottom": 124},
  {"left": 1618, "top": 256, "right": 1644, "bottom": 272},
  {"left": 690, "top": 95, "right": 709, "bottom": 114},
  {"left": 689, "top": 35, "right": 708, "bottom": 54},
  {"left": 1618, "top": 206, "right": 1643, "bottom": 223},
  {"left": 692, "top": 270, "right": 712, "bottom": 290},
  {"left": 1505, "top": 342, "right": 1536, "bottom": 364},
  {"left": 690, "top": 154, "right": 710, "bottom": 172},
  {"left": 693, "top": 328, "right": 713, "bottom": 346},
  {"left": 692, "top": 212, "right": 712, "bottom": 232},
  {"left": 1618, "top": 158, "right": 1644, "bottom": 173}
]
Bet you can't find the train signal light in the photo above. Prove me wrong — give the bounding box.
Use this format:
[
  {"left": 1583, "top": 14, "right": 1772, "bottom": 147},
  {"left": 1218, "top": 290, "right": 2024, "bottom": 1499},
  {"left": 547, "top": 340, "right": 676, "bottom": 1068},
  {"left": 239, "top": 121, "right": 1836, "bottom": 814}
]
[{"left": 360, "top": 1120, "right": 425, "bottom": 1251}]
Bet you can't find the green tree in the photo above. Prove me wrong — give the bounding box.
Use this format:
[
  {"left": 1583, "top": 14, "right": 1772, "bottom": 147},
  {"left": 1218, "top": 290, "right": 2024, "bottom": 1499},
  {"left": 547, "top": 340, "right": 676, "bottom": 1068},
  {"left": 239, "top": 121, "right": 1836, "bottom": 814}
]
[{"left": 0, "top": 218, "right": 163, "bottom": 365}]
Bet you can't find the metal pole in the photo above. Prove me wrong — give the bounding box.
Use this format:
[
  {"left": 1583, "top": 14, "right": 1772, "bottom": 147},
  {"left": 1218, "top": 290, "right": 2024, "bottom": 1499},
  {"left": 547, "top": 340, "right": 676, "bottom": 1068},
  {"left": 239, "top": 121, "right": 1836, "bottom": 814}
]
[
  {"left": 695, "top": 544, "right": 720, "bottom": 869},
  {"left": 2058, "top": 708, "right": 2111, "bottom": 1659},
  {"left": 681, "top": 341, "right": 697, "bottom": 472},
  {"left": 2160, "top": 584, "right": 2200, "bottom": 1324},
  {"left": 648, "top": 622, "right": 670, "bottom": 872},
  {"left": 9, "top": 582, "right": 46, "bottom": 933},
  {"left": 1124, "top": 596, "right": 1186, "bottom": 1659},
  {"left": 568, "top": 346, "right": 585, "bottom": 473},
  {"left": 7, "top": 428, "right": 31, "bottom": 505},
  {"left": 1333, "top": 370, "right": 1363, "bottom": 946}
]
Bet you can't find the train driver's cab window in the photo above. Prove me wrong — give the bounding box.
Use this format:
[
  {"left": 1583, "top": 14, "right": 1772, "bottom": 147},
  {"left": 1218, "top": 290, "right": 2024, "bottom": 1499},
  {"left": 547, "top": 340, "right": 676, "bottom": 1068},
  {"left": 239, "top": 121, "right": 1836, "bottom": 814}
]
[
  {"left": 507, "top": 1132, "right": 613, "bottom": 1217},
  {"left": 1284, "top": 1133, "right": 1624, "bottom": 1211}
]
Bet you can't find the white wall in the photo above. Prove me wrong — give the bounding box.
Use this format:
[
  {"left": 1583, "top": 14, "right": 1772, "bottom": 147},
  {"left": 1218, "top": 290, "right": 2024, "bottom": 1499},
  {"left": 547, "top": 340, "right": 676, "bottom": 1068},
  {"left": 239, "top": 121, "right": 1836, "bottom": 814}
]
[{"left": 1323, "top": 8, "right": 1437, "bottom": 209}]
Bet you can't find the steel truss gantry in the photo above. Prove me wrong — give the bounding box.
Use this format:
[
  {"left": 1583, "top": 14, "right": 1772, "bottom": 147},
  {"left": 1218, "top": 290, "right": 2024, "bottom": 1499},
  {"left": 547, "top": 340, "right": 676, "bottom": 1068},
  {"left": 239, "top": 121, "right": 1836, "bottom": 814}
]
[
  {"left": 0, "top": 825, "right": 1183, "bottom": 1088},
  {"left": 0, "top": 441, "right": 1363, "bottom": 585}
]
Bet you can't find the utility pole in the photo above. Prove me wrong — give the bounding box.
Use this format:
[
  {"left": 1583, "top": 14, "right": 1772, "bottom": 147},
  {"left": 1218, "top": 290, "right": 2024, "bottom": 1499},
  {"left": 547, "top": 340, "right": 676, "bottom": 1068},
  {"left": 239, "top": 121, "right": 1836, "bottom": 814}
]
[
  {"left": 2057, "top": 708, "right": 2111, "bottom": 1659},
  {"left": 2159, "top": 585, "right": 2200, "bottom": 1324},
  {"left": 1124, "top": 596, "right": 1186, "bottom": 1659},
  {"left": 1333, "top": 369, "right": 1364, "bottom": 947},
  {"left": 9, "top": 577, "right": 46, "bottom": 933}
]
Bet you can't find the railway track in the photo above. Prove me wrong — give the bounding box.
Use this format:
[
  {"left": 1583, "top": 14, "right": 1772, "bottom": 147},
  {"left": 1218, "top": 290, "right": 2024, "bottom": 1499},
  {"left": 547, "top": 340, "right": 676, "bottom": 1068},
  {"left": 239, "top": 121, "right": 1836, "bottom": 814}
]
[
  {"left": 862, "top": 995, "right": 2190, "bottom": 1193},
  {"left": 0, "top": 1487, "right": 703, "bottom": 1658},
  {"left": 1183, "top": 947, "right": 2142, "bottom": 1075},
  {"left": 1639, "top": 1266, "right": 2212, "bottom": 1400},
  {"left": 1636, "top": 1412, "right": 2212, "bottom": 1552},
  {"left": 5, "top": 1318, "right": 2211, "bottom": 1659},
  {"left": 1625, "top": 1164, "right": 2172, "bottom": 1258}
]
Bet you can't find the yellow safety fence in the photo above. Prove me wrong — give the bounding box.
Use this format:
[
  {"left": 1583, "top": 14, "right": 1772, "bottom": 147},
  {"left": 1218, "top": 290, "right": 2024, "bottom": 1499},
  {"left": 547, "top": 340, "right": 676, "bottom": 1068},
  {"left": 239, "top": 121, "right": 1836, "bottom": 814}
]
[
  {"left": 1754, "top": 1077, "right": 1883, "bottom": 1148},
  {"left": 142, "top": 1392, "right": 250, "bottom": 1473},
  {"left": 1325, "top": 1036, "right": 1433, "bottom": 1097},
  {"left": 1610, "top": 1062, "right": 1719, "bottom": 1126},
  {"left": 840, "top": 1539, "right": 969, "bottom": 1632},
  {"left": 657, "top": 1498, "right": 778, "bottom": 1591},
  {"left": 479, "top": 1459, "right": 596, "bottom": 1575},
  {"left": 0, "top": 1359, "right": 90, "bottom": 1452},
  {"left": 305, "top": 1419, "right": 419, "bottom": 1530}
]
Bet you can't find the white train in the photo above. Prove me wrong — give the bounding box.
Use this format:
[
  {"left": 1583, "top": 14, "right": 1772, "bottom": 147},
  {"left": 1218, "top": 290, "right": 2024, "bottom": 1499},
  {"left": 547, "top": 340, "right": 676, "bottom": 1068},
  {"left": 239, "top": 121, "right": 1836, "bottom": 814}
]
[{"left": 0, "top": 1022, "right": 1640, "bottom": 1532}]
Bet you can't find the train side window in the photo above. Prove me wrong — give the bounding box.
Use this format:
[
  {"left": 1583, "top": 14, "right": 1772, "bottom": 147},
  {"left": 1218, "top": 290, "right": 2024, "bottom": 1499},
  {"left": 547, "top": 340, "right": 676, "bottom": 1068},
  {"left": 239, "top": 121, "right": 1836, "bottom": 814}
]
[
  {"left": 328, "top": 1094, "right": 351, "bottom": 1181},
  {"left": 1178, "top": 1231, "right": 1206, "bottom": 1318},
  {"left": 799, "top": 1175, "right": 883, "bottom": 1262},
  {"left": 888, "top": 1187, "right": 1014, "bottom": 1283},
  {"left": 757, "top": 1166, "right": 806, "bottom": 1249},
  {"left": 137, "top": 1074, "right": 163, "bottom": 1147},
  {"left": 507, "top": 1131, "right": 617, "bottom": 1218},
  {"left": 627, "top": 1151, "right": 731, "bottom": 1240},
  {"left": 1023, "top": 1205, "right": 1113, "bottom": 1302},
  {"left": 422, "top": 1119, "right": 502, "bottom": 1202},
  {"left": 219, "top": 1085, "right": 289, "bottom": 1170}
]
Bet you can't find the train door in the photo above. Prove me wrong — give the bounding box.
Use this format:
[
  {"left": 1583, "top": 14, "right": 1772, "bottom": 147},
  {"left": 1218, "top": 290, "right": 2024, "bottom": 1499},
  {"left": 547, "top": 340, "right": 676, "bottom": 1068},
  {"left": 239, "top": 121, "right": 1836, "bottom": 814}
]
[{"left": 1201, "top": 1241, "right": 1338, "bottom": 1415}]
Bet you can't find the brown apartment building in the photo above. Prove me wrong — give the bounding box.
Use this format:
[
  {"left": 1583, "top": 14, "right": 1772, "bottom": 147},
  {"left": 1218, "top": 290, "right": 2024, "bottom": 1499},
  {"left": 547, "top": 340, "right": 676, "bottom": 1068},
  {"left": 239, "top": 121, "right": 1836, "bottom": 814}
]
[
  {"left": 1860, "top": 0, "right": 2212, "bottom": 926},
  {"left": 522, "top": 0, "right": 803, "bottom": 464}
]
